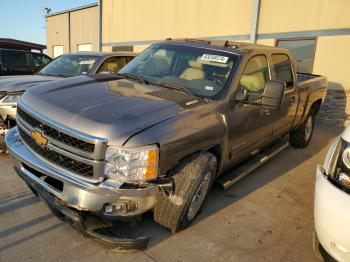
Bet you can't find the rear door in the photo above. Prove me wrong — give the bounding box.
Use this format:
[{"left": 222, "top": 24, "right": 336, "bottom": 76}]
[{"left": 270, "top": 54, "right": 299, "bottom": 136}]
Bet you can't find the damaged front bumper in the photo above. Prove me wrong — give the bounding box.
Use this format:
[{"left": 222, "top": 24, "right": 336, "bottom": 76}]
[
  {"left": 5, "top": 127, "right": 159, "bottom": 250},
  {"left": 6, "top": 127, "right": 158, "bottom": 216},
  {"left": 16, "top": 167, "right": 150, "bottom": 251},
  {"left": 0, "top": 104, "right": 17, "bottom": 121}
]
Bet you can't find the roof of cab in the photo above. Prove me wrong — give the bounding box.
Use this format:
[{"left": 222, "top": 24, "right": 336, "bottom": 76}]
[
  {"left": 66, "top": 51, "right": 138, "bottom": 57},
  {"left": 159, "top": 38, "right": 288, "bottom": 55}
]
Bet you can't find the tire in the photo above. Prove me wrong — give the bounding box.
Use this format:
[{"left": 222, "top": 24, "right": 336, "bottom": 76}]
[
  {"left": 154, "top": 152, "right": 217, "bottom": 233},
  {"left": 290, "top": 110, "right": 315, "bottom": 148}
]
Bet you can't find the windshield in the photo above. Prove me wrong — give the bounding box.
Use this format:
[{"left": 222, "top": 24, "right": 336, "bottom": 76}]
[
  {"left": 38, "top": 55, "right": 99, "bottom": 77},
  {"left": 119, "top": 43, "right": 239, "bottom": 99}
]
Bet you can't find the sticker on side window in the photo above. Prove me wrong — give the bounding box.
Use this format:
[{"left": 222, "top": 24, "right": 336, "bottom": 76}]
[
  {"left": 200, "top": 54, "right": 229, "bottom": 64},
  {"left": 205, "top": 86, "right": 214, "bottom": 91}
]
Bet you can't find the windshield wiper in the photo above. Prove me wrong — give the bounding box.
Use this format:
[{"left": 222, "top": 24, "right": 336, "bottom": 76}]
[
  {"left": 150, "top": 82, "right": 195, "bottom": 96},
  {"left": 116, "top": 73, "right": 148, "bottom": 85},
  {"left": 38, "top": 73, "right": 70, "bottom": 78}
]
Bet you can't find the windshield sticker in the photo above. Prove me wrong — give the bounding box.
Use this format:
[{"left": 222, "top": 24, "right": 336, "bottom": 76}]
[
  {"left": 205, "top": 86, "right": 214, "bottom": 91},
  {"left": 200, "top": 54, "right": 229, "bottom": 64},
  {"left": 79, "top": 60, "right": 95, "bottom": 65}
]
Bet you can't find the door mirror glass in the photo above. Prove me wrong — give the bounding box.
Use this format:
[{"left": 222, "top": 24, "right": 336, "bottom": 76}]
[{"left": 261, "top": 80, "right": 285, "bottom": 110}]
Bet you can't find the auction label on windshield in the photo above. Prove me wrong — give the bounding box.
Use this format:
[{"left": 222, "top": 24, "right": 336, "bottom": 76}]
[
  {"left": 79, "top": 60, "right": 96, "bottom": 65},
  {"left": 201, "top": 54, "right": 229, "bottom": 63}
]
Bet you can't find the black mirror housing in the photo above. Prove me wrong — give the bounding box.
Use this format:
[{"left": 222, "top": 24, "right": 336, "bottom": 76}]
[{"left": 261, "top": 80, "right": 285, "bottom": 111}]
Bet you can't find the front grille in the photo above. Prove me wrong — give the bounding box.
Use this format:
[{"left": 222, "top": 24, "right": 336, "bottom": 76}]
[
  {"left": 19, "top": 128, "right": 94, "bottom": 177},
  {"left": 17, "top": 107, "right": 95, "bottom": 153}
]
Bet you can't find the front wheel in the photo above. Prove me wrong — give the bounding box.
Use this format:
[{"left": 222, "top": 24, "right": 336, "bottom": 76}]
[
  {"left": 154, "top": 152, "right": 217, "bottom": 233},
  {"left": 290, "top": 113, "right": 314, "bottom": 148}
]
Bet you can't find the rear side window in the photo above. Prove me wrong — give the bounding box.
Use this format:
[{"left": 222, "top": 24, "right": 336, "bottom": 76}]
[
  {"left": 272, "top": 54, "right": 294, "bottom": 88},
  {"left": 3, "top": 50, "right": 27, "bottom": 66},
  {"left": 239, "top": 55, "right": 269, "bottom": 93}
]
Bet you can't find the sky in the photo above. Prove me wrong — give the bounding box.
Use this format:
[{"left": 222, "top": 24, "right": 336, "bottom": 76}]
[{"left": 0, "top": 0, "right": 97, "bottom": 45}]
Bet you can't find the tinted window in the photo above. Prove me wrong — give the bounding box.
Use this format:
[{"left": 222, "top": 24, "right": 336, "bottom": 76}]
[
  {"left": 239, "top": 55, "right": 269, "bottom": 93},
  {"left": 277, "top": 39, "right": 316, "bottom": 73},
  {"left": 272, "top": 54, "right": 294, "bottom": 88},
  {"left": 32, "top": 53, "right": 50, "bottom": 66},
  {"left": 4, "top": 50, "right": 27, "bottom": 66},
  {"left": 97, "top": 57, "right": 129, "bottom": 73}
]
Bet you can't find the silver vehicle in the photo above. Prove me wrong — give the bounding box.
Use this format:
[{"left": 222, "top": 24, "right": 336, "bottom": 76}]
[{"left": 0, "top": 51, "right": 136, "bottom": 135}]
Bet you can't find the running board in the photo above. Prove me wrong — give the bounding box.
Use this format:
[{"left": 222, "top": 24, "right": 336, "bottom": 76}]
[{"left": 217, "top": 140, "right": 289, "bottom": 190}]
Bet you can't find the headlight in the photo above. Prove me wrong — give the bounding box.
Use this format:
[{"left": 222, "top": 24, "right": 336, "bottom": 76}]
[
  {"left": 328, "top": 139, "right": 350, "bottom": 190},
  {"left": 104, "top": 145, "right": 159, "bottom": 183},
  {"left": 342, "top": 146, "right": 350, "bottom": 169},
  {"left": 0, "top": 94, "right": 22, "bottom": 105}
]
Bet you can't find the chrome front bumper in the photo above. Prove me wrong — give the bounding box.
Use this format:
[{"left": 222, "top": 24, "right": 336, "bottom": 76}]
[{"left": 5, "top": 127, "right": 158, "bottom": 217}]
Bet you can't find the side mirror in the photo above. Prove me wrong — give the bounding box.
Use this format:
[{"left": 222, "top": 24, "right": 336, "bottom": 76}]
[{"left": 261, "top": 80, "right": 285, "bottom": 111}]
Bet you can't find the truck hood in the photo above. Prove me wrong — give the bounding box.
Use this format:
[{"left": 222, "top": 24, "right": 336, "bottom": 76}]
[
  {"left": 0, "top": 75, "right": 61, "bottom": 93},
  {"left": 21, "top": 75, "right": 205, "bottom": 146}
]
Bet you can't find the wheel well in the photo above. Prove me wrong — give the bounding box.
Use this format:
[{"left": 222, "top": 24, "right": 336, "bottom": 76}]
[
  {"left": 206, "top": 145, "right": 222, "bottom": 172},
  {"left": 311, "top": 99, "right": 322, "bottom": 116}
]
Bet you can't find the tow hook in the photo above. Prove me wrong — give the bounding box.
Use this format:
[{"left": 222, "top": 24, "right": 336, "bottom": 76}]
[{"left": 157, "top": 179, "right": 174, "bottom": 198}]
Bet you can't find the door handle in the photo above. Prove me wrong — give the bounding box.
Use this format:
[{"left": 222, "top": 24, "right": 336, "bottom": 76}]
[{"left": 290, "top": 96, "right": 296, "bottom": 104}]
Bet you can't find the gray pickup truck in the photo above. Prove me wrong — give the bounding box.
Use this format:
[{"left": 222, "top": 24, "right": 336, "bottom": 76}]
[{"left": 6, "top": 39, "right": 327, "bottom": 250}]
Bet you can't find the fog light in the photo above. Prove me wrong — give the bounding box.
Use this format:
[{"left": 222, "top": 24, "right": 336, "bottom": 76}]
[
  {"left": 339, "top": 173, "right": 350, "bottom": 187},
  {"left": 103, "top": 200, "right": 138, "bottom": 216}
]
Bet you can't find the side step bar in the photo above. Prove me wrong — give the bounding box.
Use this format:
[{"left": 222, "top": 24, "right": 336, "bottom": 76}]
[{"left": 217, "top": 140, "right": 289, "bottom": 190}]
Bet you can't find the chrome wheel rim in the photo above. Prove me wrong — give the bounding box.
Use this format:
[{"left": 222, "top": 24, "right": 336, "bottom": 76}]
[
  {"left": 305, "top": 115, "right": 313, "bottom": 141},
  {"left": 187, "top": 172, "right": 211, "bottom": 221}
]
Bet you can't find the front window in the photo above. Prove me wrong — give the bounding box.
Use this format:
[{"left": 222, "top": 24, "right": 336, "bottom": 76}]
[
  {"left": 32, "top": 53, "right": 51, "bottom": 66},
  {"left": 239, "top": 55, "right": 269, "bottom": 94},
  {"left": 119, "top": 43, "right": 238, "bottom": 99},
  {"left": 38, "top": 55, "right": 99, "bottom": 77}
]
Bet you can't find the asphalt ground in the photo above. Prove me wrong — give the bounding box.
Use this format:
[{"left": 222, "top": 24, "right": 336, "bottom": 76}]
[{"left": 0, "top": 126, "right": 340, "bottom": 262}]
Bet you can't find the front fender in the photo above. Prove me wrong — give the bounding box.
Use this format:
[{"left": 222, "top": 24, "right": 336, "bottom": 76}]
[{"left": 124, "top": 107, "right": 228, "bottom": 176}]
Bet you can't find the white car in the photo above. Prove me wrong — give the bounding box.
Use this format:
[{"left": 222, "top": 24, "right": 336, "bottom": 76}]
[{"left": 315, "top": 126, "right": 350, "bottom": 261}]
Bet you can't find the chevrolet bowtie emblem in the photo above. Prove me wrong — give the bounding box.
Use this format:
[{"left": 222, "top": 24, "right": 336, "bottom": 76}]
[{"left": 31, "top": 130, "right": 48, "bottom": 147}]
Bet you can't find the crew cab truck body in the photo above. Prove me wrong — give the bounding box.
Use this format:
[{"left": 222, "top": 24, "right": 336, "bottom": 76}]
[{"left": 6, "top": 40, "right": 327, "bottom": 250}]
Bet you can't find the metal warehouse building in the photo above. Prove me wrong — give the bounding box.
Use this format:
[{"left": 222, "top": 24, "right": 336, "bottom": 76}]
[{"left": 46, "top": 0, "right": 350, "bottom": 127}]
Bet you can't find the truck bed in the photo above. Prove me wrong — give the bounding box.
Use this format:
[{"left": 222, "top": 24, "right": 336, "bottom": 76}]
[{"left": 296, "top": 72, "right": 322, "bottom": 84}]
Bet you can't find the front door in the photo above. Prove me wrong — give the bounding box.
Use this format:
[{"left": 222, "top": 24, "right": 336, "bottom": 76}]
[{"left": 227, "top": 55, "right": 275, "bottom": 165}]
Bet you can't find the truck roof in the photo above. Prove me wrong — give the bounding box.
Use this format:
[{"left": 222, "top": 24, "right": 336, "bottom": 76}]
[
  {"left": 161, "top": 38, "right": 288, "bottom": 55},
  {"left": 67, "top": 51, "right": 138, "bottom": 58}
]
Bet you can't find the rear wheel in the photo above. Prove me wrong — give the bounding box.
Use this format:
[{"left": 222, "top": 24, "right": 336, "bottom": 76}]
[
  {"left": 290, "top": 111, "right": 315, "bottom": 148},
  {"left": 154, "top": 152, "right": 217, "bottom": 233}
]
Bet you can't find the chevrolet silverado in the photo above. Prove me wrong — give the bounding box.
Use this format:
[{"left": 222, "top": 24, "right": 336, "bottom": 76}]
[{"left": 5, "top": 39, "right": 327, "bottom": 250}]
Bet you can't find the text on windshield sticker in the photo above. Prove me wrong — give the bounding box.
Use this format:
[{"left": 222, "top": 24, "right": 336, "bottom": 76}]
[
  {"left": 200, "top": 54, "right": 229, "bottom": 64},
  {"left": 79, "top": 60, "right": 95, "bottom": 65}
]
